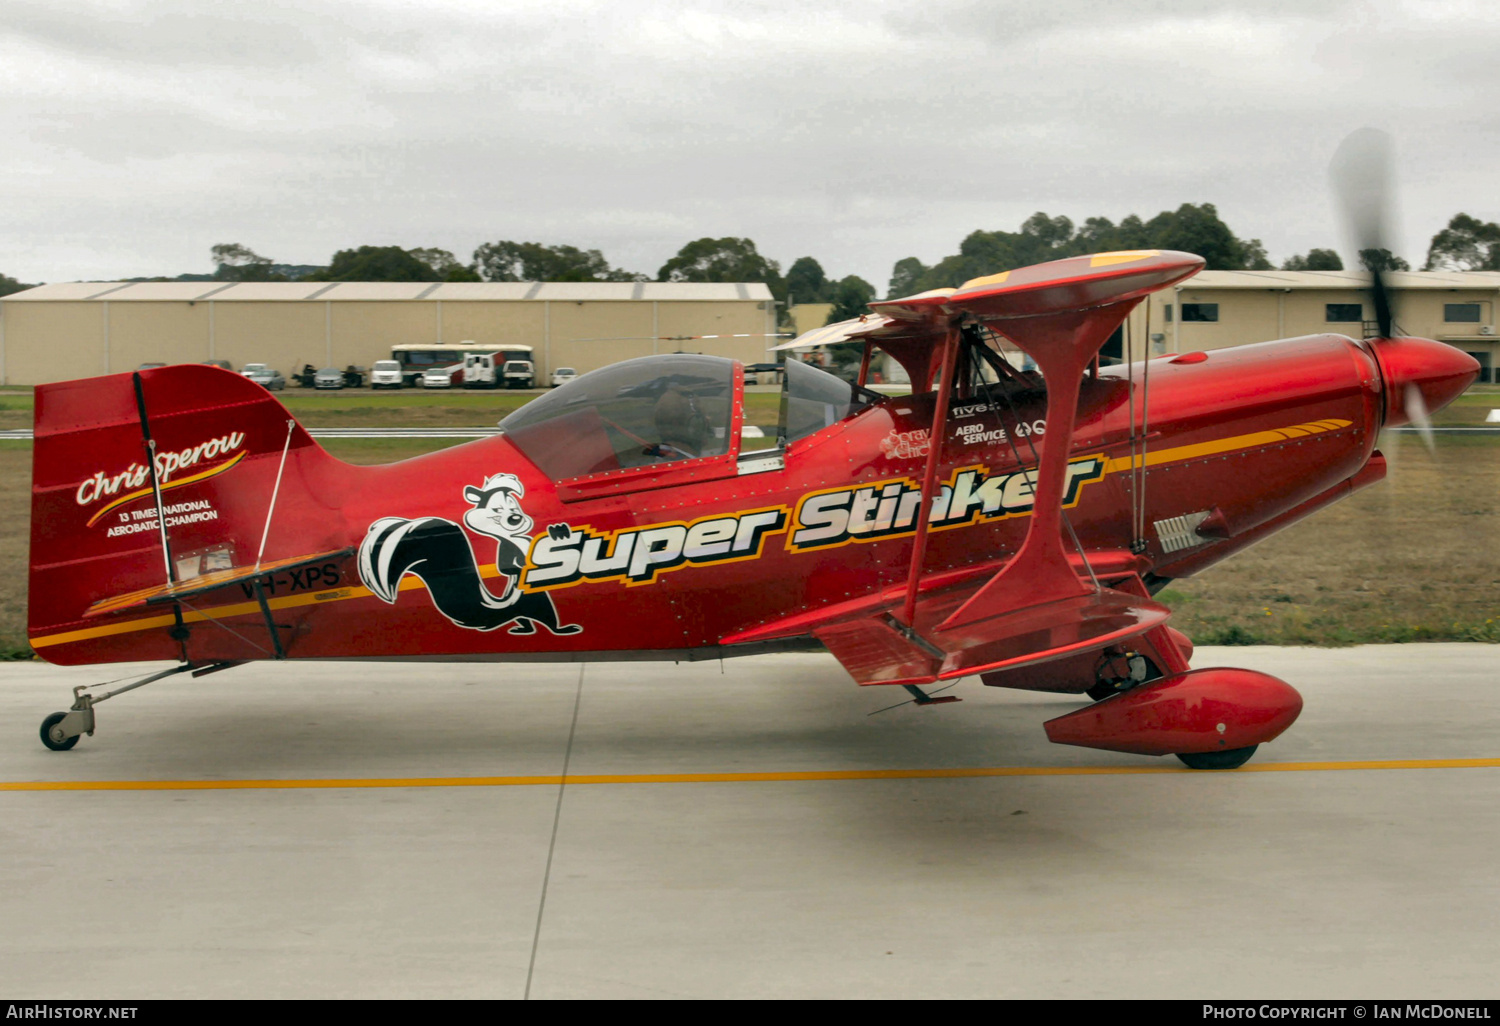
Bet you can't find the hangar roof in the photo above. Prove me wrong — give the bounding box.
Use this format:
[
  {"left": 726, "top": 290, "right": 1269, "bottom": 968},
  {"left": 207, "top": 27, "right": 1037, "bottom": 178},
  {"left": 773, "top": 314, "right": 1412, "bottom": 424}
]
[
  {"left": 0, "top": 281, "right": 775, "bottom": 303},
  {"left": 1179, "top": 270, "right": 1500, "bottom": 290}
]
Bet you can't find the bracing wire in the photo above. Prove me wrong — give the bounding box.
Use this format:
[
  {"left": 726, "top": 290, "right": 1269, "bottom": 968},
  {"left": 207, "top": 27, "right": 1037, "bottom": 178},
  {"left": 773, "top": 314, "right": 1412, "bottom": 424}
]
[
  {"left": 255, "top": 420, "right": 296, "bottom": 572},
  {"left": 1125, "top": 313, "right": 1140, "bottom": 548},
  {"left": 866, "top": 680, "right": 960, "bottom": 716},
  {"left": 176, "top": 598, "right": 274, "bottom": 656},
  {"left": 1137, "top": 302, "right": 1153, "bottom": 553}
]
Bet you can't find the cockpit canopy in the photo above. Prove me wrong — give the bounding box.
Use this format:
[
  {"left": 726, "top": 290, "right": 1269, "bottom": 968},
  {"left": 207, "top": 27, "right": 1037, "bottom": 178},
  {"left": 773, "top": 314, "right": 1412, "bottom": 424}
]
[
  {"left": 778, "top": 358, "right": 885, "bottom": 446},
  {"left": 500, "top": 354, "right": 735, "bottom": 480},
  {"left": 499, "top": 353, "right": 886, "bottom": 482}
]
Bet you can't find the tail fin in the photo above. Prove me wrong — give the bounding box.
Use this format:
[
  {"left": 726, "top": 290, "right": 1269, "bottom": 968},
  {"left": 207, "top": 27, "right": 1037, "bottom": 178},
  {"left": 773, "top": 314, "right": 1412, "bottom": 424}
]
[{"left": 30, "top": 365, "right": 353, "bottom": 663}]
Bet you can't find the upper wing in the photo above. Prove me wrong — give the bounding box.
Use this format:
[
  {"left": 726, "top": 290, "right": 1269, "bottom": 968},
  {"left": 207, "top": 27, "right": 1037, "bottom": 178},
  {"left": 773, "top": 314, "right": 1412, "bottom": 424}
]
[
  {"left": 770, "top": 314, "right": 905, "bottom": 351},
  {"left": 776, "top": 251, "right": 1201, "bottom": 350}
]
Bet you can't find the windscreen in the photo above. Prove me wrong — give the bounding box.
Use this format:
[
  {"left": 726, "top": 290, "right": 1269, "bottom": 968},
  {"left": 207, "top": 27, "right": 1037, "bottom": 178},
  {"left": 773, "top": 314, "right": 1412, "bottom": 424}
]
[
  {"left": 500, "top": 354, "right": 735, "bottom": 479},
  {"left": 778, "top": 358, "right": 884, "bottom": 445}
]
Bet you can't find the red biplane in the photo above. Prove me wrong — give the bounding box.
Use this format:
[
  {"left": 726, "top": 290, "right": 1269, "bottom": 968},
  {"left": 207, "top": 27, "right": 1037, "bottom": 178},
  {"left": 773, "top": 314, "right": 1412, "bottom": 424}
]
[{"left": 28, "top": 249, "right": 1477, "bottom": 767}]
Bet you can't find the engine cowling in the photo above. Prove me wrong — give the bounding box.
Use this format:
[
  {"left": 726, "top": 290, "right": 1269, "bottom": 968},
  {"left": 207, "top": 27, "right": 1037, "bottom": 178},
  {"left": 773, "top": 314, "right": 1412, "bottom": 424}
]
[{"left": 1042, "top": 667, "right": 1302, "bottom": 756}]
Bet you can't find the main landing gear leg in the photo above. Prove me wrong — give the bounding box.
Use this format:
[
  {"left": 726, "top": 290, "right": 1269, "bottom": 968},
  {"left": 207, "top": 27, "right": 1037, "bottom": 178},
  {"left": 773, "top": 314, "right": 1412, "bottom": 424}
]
[{"left": 39, "top": 661, "right": 241, "bottom": 751}]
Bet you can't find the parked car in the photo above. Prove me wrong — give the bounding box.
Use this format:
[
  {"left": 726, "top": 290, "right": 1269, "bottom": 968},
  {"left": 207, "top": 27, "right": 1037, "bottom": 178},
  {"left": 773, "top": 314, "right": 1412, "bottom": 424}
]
[
  {"left": 313, "top": 367, "right": 345, "bottom": 390},
  {"left": 550, "top": 366, "right": 578, "bottom": 388},
  {"left": 421, "top": 364, "right": 463, "bottom": 388},
  {"left": 202, "top": 359, "right": 233, "bottom": 371},
  {"left": 241, "top": 363, "right": 286, "bottom": 390},
  {"left": 502, "top": 359, "right": 535, "bottom": 389},
  {"left": 370, "top": 360, "right": 404, "bottom": 389},
  {"left": 743, "top": 362, "right": 783, "bottom": 385}
]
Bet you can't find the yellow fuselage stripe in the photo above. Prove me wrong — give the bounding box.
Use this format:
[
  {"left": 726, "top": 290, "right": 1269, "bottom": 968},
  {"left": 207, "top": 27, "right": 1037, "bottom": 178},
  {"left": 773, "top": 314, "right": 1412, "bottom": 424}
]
[
  {"left": 1101, "top": 419, "right": 1351, "bottom": 475},
  {"left": 29, "top": 419, "right": 1356, "bottom": 650},
  {"left": 1, "top": 756, "right": 1494, "bottom": 791}
]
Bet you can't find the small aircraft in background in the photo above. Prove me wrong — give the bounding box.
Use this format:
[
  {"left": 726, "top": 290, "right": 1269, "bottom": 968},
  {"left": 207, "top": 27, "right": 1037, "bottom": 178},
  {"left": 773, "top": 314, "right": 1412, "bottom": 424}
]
[{"left": 28, "top": 240, "right": 1476, "bottom": 768}]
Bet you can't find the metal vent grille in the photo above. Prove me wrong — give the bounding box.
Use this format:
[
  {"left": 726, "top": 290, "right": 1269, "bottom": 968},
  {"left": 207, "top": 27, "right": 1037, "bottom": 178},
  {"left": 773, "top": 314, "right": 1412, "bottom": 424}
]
[{"left": 1154, "top": 511, "right": 1212, "bottom": 554}]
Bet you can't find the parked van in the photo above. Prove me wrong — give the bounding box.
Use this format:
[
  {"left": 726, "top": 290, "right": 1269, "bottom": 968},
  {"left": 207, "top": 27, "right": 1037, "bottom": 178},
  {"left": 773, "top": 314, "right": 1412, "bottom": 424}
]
[
  {"left": 462, "top": 353, "right": 498, "bottom": 389},
  {"left": 502, "top": 359, "right": 535, "bottom": 389},
  {"left": 370, "top": 359, "right": 405, "bottom": 389}
]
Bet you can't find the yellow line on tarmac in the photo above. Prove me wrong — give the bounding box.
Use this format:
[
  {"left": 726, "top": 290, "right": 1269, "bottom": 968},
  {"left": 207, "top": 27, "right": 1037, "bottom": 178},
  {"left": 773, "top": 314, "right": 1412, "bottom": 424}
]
[{"left": 2, "top": 757, "right": 1498, "bottom": 792}]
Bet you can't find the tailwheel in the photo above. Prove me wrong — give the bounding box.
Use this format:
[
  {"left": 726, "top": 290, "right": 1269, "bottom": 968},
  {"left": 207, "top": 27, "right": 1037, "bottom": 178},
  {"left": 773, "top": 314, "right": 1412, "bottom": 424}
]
[
  {"left": 1176, "top": 744, "right": 1258, "bottom": 770},
  {"left": 35, "top": 663, "right": 230, "bottom": 753},
  {"left": 40, "top": 712, "right": 80, "bottom": 752}
]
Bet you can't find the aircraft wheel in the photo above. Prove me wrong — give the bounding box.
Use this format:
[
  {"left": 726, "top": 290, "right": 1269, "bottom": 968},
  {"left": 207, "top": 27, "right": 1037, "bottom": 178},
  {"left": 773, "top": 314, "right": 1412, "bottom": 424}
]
[
  {"left": 1086, "top": 652, "right": 1160, "bottom": 702},
  {"left": 1176, "top": 744, "right": 1258, "bottom": 770},
  {"left": 40, "top": 712, "right": 79, "bottom": 752}
]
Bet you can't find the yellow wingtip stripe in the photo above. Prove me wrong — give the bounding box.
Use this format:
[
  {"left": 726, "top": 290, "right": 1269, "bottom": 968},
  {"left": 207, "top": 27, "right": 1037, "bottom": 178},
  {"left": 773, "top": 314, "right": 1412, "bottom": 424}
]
[
  {"left": 958, "top": 270, "right": 1010, "bottom": 289},
  {"left": 1089, "top": 250, "right": 1160, "bottom": 267}
]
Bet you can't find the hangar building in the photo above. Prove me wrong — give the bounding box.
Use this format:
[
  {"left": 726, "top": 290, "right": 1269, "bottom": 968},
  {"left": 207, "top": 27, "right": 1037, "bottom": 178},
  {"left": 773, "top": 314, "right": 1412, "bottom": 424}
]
[
  {"left": 4, "top": 271, "right": 1496, "bottom": 387},
  {"left": 0, "top": 280, "right": 777, "bottom": 386}
]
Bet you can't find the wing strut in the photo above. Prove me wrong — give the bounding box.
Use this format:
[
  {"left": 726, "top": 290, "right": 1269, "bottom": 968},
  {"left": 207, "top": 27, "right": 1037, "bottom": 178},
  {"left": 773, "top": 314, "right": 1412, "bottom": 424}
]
[
  {"left": 744, "top": 251, "right": 1206, "bottom": 686},
  {"left": 898, "top": 326, "right": 960, "bottom": 627},
  {"left": 940, "top": 302, "right": 1146, "bottom": 633}
]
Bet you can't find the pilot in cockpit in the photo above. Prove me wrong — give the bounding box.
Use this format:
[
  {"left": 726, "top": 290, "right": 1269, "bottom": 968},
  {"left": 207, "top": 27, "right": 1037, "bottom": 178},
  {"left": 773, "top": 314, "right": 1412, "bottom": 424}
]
[{"left": 642, "top": 386, "right": 709, "bottom": 461}]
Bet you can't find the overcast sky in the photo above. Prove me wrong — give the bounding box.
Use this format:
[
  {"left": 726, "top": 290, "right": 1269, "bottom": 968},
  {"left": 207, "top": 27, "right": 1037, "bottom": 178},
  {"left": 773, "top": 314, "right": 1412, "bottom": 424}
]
[{"left": 4, "top": 0, "right": 1499, "bottom": 287}]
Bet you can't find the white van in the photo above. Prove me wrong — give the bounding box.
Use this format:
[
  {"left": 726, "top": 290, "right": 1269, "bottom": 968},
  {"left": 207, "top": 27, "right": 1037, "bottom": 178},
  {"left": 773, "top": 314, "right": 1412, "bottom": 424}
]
[
  {"left": 463, "top": 353, "right": 498, "bottom": 388},
  {"left": 370, "top": 359, "right": 404, "bottom": 389}
]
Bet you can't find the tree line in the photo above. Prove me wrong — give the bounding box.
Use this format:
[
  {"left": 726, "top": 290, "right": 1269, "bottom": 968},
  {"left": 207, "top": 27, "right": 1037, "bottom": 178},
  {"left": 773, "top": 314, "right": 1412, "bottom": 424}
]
[{"left": 4, "top": 209, "right": 1497, "bottom": 310}]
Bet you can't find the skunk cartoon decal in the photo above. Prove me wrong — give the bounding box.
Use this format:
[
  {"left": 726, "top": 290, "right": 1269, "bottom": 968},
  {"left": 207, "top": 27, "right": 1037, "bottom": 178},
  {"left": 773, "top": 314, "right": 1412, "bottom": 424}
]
[{"left": 357, "top": 473, "right": 581, "bottom": 635}]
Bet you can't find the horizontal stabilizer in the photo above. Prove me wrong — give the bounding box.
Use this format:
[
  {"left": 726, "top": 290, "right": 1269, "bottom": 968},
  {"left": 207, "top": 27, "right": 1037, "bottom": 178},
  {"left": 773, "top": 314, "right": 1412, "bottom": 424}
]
[{"left": 84, "top": 547, "right": 354, "bottom": 618}]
